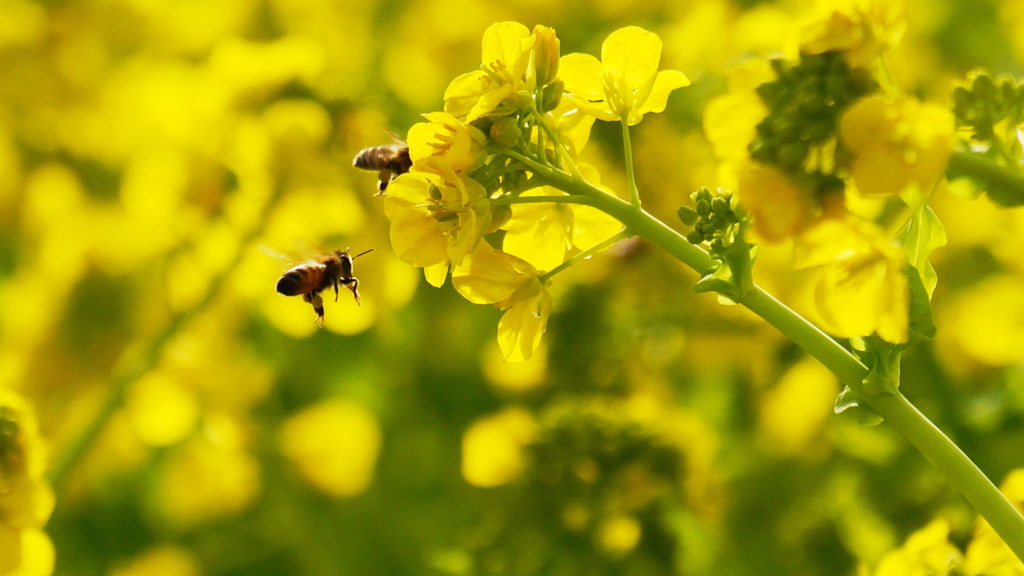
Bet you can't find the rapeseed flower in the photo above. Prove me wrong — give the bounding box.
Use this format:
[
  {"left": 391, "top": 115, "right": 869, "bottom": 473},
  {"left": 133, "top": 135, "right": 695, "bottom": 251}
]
[
  {"left": 560, "top": 26, "right": 690, "bottom": 126},
  {"left": 0, "top": 390, "right": 54, "bottom": 576},
  {"left": 501, "top": 166, "right": 622, "bottom": 272},
  {"left": 795, "top": 217, "right": 908, "bottom": 343},
  {"left": 443, "top": 22, "right": 534, "bottom": 121},
  {"left": 800, "top": 0, "right": 909, "bottom": 69},
  {"left": 384, "top": 157, "right": 490, "bottom": 279},
  {"left": 407, "top": 111, "right": 487, "bottom": 173},
  {"left": 452, "top": 242, "right": 551, "bottom": 361},
  {"left": 839, "top": 95, "right": 954, "bottom": 198}
]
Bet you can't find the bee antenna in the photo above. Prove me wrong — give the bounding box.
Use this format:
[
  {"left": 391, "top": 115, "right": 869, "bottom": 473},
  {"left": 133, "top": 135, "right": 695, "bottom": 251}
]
[{"left": 352, "top": 248, "right": 374, "bottom": 259}]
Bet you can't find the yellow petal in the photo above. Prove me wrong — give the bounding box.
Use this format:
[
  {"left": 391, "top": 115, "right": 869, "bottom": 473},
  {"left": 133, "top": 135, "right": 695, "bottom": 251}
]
[
  {"left": 632, "top": 70, "right": 690, "bottom": 122},
  {"left": 704, "top": 92, "right": 768, "bottom": 164},
  {"left": 443, "top": 71, "right": 493, "bottom": 118},
  {"left": 423, "top": 262, "right": 449, "bottom": 287},
  {"left": 451, "top": 242, "right": 520, "bottom": 304},
  {"left": 851, "top": 149, "right": 912, "bottom": 197},
  {"left": 601, "top": 27, "right": 662, "bottom": 93},
  {"left": 559, "top": 53, "right": 606, "bottom": 102},
  {"left": 571, "top": 204, "right": 623, "bottom": 251},
  {"left": 497, "top": 284, "right": 551, "bottom": 362},
  {"left": 840, "top": 95, "right": 898, "bottom": 154},
  {"left": 389, "top": 207, "right": 448, "bottom": 268},
  {"left": 503, "top": 199, "right": 573, "bottom": 272},
  {"left": 481, "top": 22, "right": 531, "bottom": 69}
]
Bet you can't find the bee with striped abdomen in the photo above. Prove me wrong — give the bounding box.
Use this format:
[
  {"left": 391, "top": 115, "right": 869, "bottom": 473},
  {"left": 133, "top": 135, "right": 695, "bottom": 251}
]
[
  {"left": 270, "top": 247, "right": 373, "bottom": 327},
  {"left": 352, "top": 140, "right": 411, "bottom": 196}
]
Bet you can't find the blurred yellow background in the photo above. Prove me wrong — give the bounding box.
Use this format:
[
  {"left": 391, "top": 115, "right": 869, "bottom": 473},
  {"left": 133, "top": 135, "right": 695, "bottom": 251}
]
[{"left": 1, "top": 0, "right": 1024, "bottom": 575}]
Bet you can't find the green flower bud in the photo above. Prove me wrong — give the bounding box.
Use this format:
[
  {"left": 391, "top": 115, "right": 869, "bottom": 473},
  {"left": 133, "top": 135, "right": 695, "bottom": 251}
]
[
  {"left": 677, "top": 205, "right": 699, "bottom": 226},
  {"left": 490, "top": 117, "right": 522, "bottom": 148},
  {"left": 686, "top": 230, "right": 705, "bottom": 245},
  {"left": 711, "top": 196, "right": 728, "bottom": 216},
  {"left": 777, "top": 140, "right": 808, "bottom": 170},
  {"left": 487, "top": 204, "right": 513, "bottom": 233},
  {"left": 540, "top": 80, "right": 564, "bottom": 113},
  {"left": 696, "top": 199, "right": 711, "bottom": 218},
  {"left": 974, "top": 73, "right": 996, "bottom": 101}
]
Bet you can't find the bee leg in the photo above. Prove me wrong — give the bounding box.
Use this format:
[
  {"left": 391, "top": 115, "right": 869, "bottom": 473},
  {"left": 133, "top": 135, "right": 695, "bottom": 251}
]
[
  {"left": 304, "top": 292, "right": 325, "bottom": 327},
  {"left": 333, "top": 279, "right": 339, "bottom": 303},
  {"left": 342, "top": 277, "right": 361, "bottom": 305}
]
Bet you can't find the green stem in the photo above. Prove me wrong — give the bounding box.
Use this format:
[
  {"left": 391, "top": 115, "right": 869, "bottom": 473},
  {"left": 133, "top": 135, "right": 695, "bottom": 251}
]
[
  {"left": 48, "top": 187, "right": 284, "bottom": 487},
  {"left": 620, "top": 115, "right": 641, "bottom": 207},
  {"left": 487, "top": 145, "right": 563, "bottom": 181},
  {"left": 490, "top": 194, "right": 597, "bottom": 207},
  {"left": 545, "top": 168, "right": 1024, "bottom": 561},
  {"left": 539, "top": 229, "right": 632, "bottom": 284},
  {"left": 531, "top": 105, "right": 585, "bottom": 182},
  {"left": 947, "top": 151, "right": 1024, "bottom": 207}
]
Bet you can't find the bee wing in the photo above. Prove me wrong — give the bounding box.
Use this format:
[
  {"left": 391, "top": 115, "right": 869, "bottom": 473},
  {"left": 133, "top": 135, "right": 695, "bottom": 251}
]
[
  {"left": 383, "top": 129, "right": 407, "bottom": 145},
  {"left": 260, "top": 242, "right": 321, "bottom": 267}
]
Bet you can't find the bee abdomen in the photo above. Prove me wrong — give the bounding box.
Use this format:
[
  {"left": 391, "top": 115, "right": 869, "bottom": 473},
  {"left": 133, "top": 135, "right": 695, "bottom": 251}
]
[{"left": 277, "top": 268, "right": 313, "bottom": 296}]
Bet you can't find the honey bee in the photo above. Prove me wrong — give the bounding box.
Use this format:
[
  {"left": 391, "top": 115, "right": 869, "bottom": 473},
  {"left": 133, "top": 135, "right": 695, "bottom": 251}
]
[
  {"left": 352, "top": 138, "right": 411, "bottom": 196},
  {"left": 269, "top": 247, "right": 373, "bottom": 327}
]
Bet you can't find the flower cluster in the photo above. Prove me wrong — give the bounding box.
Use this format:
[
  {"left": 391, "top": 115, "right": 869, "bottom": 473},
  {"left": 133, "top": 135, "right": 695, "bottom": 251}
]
[
  {"left": 952, "top": 71, "right": 1024, "bottom": 165},
  {"left": 376, "top": 23, "right": 688, "bottom": 360},
  {"left": 0, "top": 390, "right": 54, "bottom": 576},
  {"left": 702, "top": 0, "right": 954, "bottom": 344}
]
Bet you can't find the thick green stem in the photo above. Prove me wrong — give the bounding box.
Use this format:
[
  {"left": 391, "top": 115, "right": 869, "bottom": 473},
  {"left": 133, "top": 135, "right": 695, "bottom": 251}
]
[
  {"left": 947, "top": 151, "right": 1024, "bottom": 207},
  {"left": 542, "top": 168, "right": 1024, "bottom": 561}
]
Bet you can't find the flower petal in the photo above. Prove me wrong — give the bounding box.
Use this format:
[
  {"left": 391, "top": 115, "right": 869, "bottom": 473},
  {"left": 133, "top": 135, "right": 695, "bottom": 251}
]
[
  {"left": 481, "top": 22, "right": 531, "bottom": 69},
  {"left": 452, "top": 242, "right": 520, "bottom": 304},
  {"left": 559, "top": 53, "right": 606, "bottom": 102},
  {"left": 632, "top": 70, "right": 690, "bottom": 120},
  {"left": 601, "top": 26, "right": 662, "bottom": 94},
  {"left": 389, "top": 207, "right": 448, "bottom": 268},
  {"left": 503, "top": 199, "right": 573, "bottom": 272},
  {"left": 497, "top": 284, "right": 551, "bottom": 362}
]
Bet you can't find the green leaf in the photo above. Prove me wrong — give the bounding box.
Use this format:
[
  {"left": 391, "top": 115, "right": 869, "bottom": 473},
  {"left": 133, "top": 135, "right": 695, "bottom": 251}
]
[
  {"left": 834, "top": 386, "right": 884, "bottom": 426},
  {"left": 905, "top": 265, "right": 937, "bottom": 342},
  {"left": 901, "top": 205, "right": 946, "bottom": 298}
]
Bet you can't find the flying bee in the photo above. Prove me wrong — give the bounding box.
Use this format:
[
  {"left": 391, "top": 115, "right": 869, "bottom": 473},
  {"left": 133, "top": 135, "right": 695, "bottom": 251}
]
[
  {"left": 353, "top": 135, "right": 411, "bottom": 196},
  {"left": 268, "top": 247, "right": 373, "bottom": 327}
]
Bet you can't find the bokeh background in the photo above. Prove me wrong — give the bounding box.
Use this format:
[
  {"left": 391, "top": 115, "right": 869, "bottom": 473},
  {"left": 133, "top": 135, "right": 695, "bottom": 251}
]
[{"left": 2, "top": 0, "right": 1024, "bottom": 575}]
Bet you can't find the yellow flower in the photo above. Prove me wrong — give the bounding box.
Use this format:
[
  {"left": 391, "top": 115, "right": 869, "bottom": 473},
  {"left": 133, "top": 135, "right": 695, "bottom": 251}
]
[
  {"left": 0, "top": 390, "right": 54, "bottom": 576},
  {"left": 872, "top": 519, "right": 963, "bottom": 576},
  {"left": 279, "top": 400, "right": 382, "bottom": 497},
  {"left": 443, "top": 22, "right": 534, "bottom": 121},
  {"left": 800, "top": 0, "right": 909, "bottom": 69},
  {"left": 736, "top": 162, "right": 815, "bottom": 243},
  {"left": 452, "top": 242, "right": 552, "bottom": 361},
  {"left": 501, "top": 167, "right": 622, "bottom": 272},
  {"left": 703, "top": 60, "right": 774, "bottom": 166},
  {"left": 406, "top": 112, "right": 486, "bottom": 173},
  {"left": 384, "top": 157, "right": 490, "bottom": 272},
  {"left": 964, "top": 469, "right": 1024, "bottom": 576},
  {"left": 461, "top": 407, "right": 537, "bottom": 487},
  {"left": 546, "top": 96, "right": 596, "bottom": 157},
  {"left": 795, "top": 217, "right": 909, "bottom": 343},
  {"left": 560, "top": 26, "right": 690, "bottom": 126},
  {"left": 840, "top": 95, "right": 954, "bottom": 198}
]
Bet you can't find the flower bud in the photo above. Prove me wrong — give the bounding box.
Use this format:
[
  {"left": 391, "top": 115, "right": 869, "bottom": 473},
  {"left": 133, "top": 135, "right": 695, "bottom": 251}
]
[
  {"left": 677, "top": 205, "right": 698, "bottom": 226},
  {"left": 489, "top": 117, "right": 522, "bottom": 148},
  {"left": 487, "top": 205, "right": 512, "bottom": 233},
  {"left": 539, "top": 80, "right": 564, "bottom": 113},
  {"left": 532, "top": 26, "right": 560, "bottom": 86}
]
